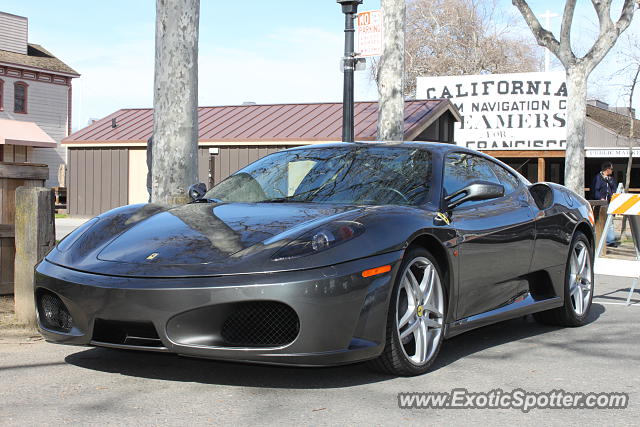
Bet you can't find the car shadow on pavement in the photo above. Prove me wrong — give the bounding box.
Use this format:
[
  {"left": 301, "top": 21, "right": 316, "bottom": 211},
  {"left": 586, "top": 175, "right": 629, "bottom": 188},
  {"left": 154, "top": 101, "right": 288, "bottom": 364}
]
[
  {"left": 64, "top": 304, "right": 605, "bottom": 388},
  {"left": 430, "top": 302, "right": 605, "bottom": 372}
]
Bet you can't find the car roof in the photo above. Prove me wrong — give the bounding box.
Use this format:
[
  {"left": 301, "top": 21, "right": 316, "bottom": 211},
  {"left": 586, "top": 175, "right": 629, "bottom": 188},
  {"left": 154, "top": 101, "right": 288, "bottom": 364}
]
[
  {"left": 285, "top": 141, "right": 460, "bottom": 153},
  {"left": 284, "top": 141, "right": 489, "bottom": 157}
]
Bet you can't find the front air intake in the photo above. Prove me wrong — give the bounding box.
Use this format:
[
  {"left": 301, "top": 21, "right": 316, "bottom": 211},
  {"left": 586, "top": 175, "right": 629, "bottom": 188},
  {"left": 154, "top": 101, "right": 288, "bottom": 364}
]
[
  {"left": 37, "top": 291, "right": 73, "bottom": 333},
  {"left": 221, "top": 301, "right": 299, "bottom": 347},
  {"left": 92, "top": 319, "right": 163, "bottom": 348}
]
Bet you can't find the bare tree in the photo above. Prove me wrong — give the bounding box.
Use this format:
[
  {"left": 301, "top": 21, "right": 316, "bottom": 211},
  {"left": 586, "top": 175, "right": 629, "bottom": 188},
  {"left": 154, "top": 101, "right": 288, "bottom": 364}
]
[
  {"left": 611, "top": 34, "right": 640, "bottom": 191},
  {"left": 152, "top": 0, "right": 200, "bottom": 206},
  {"left": 512, "top": 0, "right": 637, "bottom": 196},
  {"left": 624, "top": 65, "right": 639, "bottom": 190},
  {"left": 386, "top": 0, "right": 540, "bottom": 96},
  {"left": 377, "top": 0, "right": 406, "bottom": 141}
]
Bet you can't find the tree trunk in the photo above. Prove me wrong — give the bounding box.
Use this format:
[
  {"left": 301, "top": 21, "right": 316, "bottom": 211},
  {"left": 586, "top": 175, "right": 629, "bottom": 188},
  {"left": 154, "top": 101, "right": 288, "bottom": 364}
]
[
  {"left": 565, "top": 66, "right": 587, "bottom": 196},
  {"left": 152, "top": 0, "right": 200, "bottom": 206},
  {"left": 625, "top": 115, "right": 635, "bottom": 190},
  {"left": 377, "top": 0, "right": 406, "bottom": 142},
  {"left": 624, "top": 65, "right": 639, "bottom": 191}
]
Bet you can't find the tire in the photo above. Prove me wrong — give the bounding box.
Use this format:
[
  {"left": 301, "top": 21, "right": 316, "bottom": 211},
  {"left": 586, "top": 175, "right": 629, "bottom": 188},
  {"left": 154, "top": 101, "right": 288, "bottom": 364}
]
[
  {"left": 369, "top": 247, "right": 446, "bottom": 376},
  {"left": 533, "top": 231, "right": 594, "bottom": 327}
]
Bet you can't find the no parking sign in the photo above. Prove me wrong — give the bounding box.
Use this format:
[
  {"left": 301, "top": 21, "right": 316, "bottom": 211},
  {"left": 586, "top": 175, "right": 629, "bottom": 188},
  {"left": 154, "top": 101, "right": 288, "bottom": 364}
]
[{"left": 356, "top": 10, "right": 383, "bottom": 57}]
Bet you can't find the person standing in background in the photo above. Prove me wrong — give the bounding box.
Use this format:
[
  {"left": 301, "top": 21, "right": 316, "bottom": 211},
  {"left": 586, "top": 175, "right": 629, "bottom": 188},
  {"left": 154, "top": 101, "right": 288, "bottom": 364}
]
[{"left": 592, "top": 161, "right": 618, "bottom": 247}]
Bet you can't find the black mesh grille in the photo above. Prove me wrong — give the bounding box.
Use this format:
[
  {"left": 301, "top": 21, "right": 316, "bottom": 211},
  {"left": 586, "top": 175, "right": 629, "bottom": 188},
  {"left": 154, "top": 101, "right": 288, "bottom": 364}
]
[
  {"left": 37, "top": 291, "right": 73, "bottom": 333},
  {"left": 92, "top": 319, "right": 163, "bottom": 347},
  {"left": 221, "top": 301, "right": 299, "bottom": 347}
]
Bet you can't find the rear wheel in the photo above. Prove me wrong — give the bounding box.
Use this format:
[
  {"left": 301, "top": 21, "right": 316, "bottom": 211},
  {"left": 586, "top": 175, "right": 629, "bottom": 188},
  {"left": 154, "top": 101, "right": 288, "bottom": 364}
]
[
  {"left": 533, "top": 231, "right": 594, "bottom": 326},
  {"left": 369, "top": 247, "right": 446, "bottom": 376}
]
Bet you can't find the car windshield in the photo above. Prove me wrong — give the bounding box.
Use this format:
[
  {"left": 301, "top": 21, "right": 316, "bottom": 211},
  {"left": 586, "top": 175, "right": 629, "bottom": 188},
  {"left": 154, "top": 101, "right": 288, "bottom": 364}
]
[{"left": 204, "top": 146, "right": 432, "bottom": 206}]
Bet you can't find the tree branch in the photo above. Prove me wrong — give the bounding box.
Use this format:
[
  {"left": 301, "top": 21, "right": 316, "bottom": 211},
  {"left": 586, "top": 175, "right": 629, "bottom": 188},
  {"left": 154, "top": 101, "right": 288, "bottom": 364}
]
[
  {"left": 512, "top": 0, "right": 573, "bottom": 66},
  {"left": 591, "top": 0, "right": 613, "bottom": 35},
  {"left": 615, "top": 0, "right": 637, "bottom": 32},
  {"left": 559, "top": 1, "right": 577, "bottom": 55},
  {"left": 583, "top": 0, "right": 636, "bottom": 71}
]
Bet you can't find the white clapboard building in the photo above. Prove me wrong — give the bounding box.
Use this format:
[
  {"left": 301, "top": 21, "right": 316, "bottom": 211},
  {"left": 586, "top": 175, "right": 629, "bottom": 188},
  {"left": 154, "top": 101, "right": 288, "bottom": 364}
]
[{"left": 0, "top": 11, "right": 80, "bottom": 186}]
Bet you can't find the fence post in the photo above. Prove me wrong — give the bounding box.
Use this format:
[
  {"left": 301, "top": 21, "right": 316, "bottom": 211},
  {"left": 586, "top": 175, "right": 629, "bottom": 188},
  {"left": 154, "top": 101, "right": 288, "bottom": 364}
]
[{"left": 14, "top": 187, "right": 55, "bottom": 326}]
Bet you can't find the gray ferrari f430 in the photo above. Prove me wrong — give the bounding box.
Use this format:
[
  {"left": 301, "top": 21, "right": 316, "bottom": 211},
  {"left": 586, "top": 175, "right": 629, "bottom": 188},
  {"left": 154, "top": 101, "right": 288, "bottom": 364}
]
[{"left": 35, "top": 142, "right": 595, "bottom": 376}]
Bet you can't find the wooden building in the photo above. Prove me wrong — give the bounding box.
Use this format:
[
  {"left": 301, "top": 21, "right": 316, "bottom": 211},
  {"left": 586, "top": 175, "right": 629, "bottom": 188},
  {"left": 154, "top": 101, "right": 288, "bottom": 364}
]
[
  {"left": 0, "top": 10, "right": 78, "bottom": 293},
  {"left": 0, "top": 11, "right": 80, "bottom": 186},
  {"left": 492, "top": 101, "right": 640, "bottom": 191},
  {"left": 584, "top": 101, "right": 640, "bottom": 194},
  {"left": 62, "top": 99, "right": 461, "bottom": 216}
]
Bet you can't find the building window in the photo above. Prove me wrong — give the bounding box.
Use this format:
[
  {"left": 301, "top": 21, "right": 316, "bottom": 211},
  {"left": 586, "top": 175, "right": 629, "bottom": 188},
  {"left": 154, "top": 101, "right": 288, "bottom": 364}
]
[
  {"left": 0, "top": 79, "right": 3, "bottom": 111},
  {"left": 14, "top": 82, "right": 28, "bottom": 113}
]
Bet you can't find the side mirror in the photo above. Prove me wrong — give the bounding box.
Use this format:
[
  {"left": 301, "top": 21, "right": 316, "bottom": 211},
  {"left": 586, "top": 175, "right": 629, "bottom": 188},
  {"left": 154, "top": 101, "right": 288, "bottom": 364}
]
[
  {"left": 445, "top": 180, "right": 504, "bottom": 210},
  {"left": 529, "top": 183, "right": 554, "bottom": 210},
  {"left": 188, "top": 183, "right": 207, "bottom": 201}
]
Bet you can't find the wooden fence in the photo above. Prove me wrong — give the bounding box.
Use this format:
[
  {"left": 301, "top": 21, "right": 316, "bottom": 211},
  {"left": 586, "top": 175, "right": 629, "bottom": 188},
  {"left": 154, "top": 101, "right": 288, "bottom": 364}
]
[{"left": 0, "top": 162, "right": 48, "bottom": 295}]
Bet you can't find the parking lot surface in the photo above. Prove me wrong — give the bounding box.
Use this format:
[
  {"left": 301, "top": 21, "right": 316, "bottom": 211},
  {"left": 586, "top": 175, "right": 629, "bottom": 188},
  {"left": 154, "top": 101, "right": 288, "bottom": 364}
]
[{"left": 1, "top": 274, "right": 638, "bottom": 426}]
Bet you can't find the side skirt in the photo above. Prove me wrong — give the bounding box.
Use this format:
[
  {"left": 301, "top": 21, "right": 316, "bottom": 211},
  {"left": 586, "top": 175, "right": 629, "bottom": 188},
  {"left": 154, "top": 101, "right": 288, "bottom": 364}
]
[{"left": 444, "top": 294, "right": 562, "bottom": 338}]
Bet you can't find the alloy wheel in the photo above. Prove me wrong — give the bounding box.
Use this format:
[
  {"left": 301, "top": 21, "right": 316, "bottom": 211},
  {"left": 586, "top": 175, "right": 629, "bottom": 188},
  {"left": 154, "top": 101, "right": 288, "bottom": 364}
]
[
  {"left": 395, "top": 257, "right": 444, "bottom": 365},
  {"left": 568, "top": 240, "right": 592, "bottom": 316}
]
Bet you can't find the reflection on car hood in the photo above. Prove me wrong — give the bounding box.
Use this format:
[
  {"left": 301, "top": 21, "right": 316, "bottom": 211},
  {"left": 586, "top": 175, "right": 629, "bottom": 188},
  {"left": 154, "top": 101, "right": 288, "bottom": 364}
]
[{"left": 97, "top": 202, "right": 361, "bottom": 266}]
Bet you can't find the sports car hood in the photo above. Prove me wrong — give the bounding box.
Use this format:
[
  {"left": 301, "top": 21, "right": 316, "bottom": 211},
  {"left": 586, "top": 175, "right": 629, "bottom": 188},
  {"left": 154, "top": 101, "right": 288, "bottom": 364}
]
[
  {"left": 47, "top": 202, "right": 379, "bottom": 277},
  {"left": 98, "top": 203, "right": 359, "bottom": 265}
]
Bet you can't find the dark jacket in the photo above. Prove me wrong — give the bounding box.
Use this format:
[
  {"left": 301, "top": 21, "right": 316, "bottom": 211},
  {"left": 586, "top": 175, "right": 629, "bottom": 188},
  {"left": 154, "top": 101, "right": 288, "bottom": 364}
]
[{"left": 592, "top": 172, "right": 616, "bottom": 201}]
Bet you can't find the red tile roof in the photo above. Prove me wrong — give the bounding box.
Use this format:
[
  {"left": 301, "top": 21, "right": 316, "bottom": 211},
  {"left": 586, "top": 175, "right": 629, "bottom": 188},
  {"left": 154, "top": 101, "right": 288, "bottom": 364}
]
[{"left": 63, "top": 100, "right": 459, "bottom": 144}]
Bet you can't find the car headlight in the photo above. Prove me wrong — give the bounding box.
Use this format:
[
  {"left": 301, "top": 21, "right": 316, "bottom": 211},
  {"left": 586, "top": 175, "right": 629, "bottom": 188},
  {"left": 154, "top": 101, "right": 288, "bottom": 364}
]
[
  {"left": 56, "top": 217, "right": 99, "bottom": 252},
  {"left": 272, "top": 221, "right": 365, "bottom": 260}
]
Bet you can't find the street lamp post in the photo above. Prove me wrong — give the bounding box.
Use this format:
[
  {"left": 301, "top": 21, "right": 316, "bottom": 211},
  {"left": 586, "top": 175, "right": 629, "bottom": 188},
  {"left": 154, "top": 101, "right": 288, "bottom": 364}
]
[{"left": 337, "top": 0, "right": 363, "bottom": 143}]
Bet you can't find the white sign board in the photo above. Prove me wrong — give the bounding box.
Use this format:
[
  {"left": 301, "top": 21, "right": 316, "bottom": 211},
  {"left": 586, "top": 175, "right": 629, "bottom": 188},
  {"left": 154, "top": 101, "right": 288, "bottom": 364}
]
[
  {"left": 356, "top": 10, "right": 383, "bottom": 57},
  {"left": 416, "top": 72, "right": 567, "bottom": 151},
  {"left": 586, "top": 148, "right": 640, "bottom": 158}
]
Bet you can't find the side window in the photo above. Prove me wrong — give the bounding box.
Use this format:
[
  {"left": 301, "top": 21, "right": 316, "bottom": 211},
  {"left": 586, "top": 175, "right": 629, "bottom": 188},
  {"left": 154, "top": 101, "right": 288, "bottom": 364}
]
[
  {"left": 14, "top": 82, "right": 27, "bottom": 113},
  {"left": 443, "top": 152, "right": 500, "bottom": 207},
  {"left": 488, "top": 162, "right": 520, "bottom": 195}
]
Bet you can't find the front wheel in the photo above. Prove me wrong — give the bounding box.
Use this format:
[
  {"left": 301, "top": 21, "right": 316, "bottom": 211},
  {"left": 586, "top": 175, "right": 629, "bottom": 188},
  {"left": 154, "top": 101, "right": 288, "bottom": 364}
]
[
  {"left": 533, "top": 231, "right": 594, "bottom": 326},
  {"left": 369, "top": 247, "right": 446, "bottom": 376}
]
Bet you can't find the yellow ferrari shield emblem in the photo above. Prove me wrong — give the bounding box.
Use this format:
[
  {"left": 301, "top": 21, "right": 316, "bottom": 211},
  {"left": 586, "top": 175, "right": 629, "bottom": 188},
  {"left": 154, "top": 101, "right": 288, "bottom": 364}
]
[
  {"left": 146, "top": 252, "right": 159, "bottom": 260},
  {"left": 417, "top": 305, "right": 424, "bottom": 317}
]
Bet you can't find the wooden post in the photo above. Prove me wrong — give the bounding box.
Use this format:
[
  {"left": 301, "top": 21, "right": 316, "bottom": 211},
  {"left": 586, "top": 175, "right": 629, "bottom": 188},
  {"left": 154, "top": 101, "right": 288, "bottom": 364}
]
[
  {"left": 537, "top": 157, "right": 545, "bottom": 182},
  {"left": 0, "top": 162, "right": 48, "bottom": 295},
  {"left": 14, "top": 187, "right": 55, "bottom": 326}
]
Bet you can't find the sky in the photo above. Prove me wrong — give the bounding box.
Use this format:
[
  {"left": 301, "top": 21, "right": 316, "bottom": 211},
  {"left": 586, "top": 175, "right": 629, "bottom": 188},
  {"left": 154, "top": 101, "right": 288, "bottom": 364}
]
[{"left": 1, "top": 0, "right": 638, "bottom": 131}]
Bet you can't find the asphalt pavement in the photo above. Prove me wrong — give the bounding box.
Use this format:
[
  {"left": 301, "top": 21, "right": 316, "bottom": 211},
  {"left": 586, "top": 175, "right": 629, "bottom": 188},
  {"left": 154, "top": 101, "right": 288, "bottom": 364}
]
[
  {"left": 55, "top": 217, "right": 91, "bottom": 241},
  {"left": 1, "top": 272, "right": 638, "bottom": 425}
]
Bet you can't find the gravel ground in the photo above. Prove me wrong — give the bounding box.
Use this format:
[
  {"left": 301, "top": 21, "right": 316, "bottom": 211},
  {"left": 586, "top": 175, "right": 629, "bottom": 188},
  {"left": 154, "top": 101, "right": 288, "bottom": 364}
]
[
  {"left": 0, "top": 275, "right": 638, "bottom": 426},
  {"left": 0, "top": 296, "right": 39, "bottom": 342}
]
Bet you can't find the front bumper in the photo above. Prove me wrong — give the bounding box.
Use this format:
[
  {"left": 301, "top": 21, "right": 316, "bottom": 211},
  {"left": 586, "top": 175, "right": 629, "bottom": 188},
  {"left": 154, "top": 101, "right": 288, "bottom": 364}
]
[{"left": 35, "top": 251, "right": 402, "bottom": 366}]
